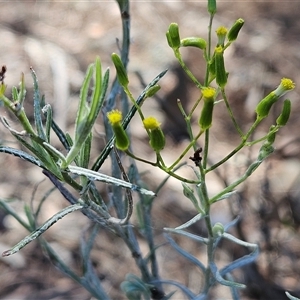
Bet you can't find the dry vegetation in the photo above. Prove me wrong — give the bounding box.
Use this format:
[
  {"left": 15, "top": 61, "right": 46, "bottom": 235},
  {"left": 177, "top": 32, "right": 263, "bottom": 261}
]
[{"left": 0, "top": 1, "right": 300, "bottom": 299}]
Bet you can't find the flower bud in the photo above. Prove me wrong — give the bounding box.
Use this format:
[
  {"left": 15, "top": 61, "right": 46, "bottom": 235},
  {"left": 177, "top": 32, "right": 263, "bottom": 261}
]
[
  {"left": 207, "top": 0, "right": 217, "bottom": 14},
  {"left": 111, "top": 53, "right": 129, "bottom": 87},
  {"left": 180, "top": 37, "right": 207, "bottom": 50},
  {"left": 255, "top": 92, "right": 278, "bottom": 119},
  {"left": 212, "top": 222, "right": 224, "bottom": 237},
  {"left": 149, "top": 128, "right": 165, "bottom": 152},
  {"left": 107, "top": 110, "right": 129, "bottom": 150},
  {"left": 199, "top": 87, "right": 216, "bottom": 131},
  {"left": 227, "top": 18, "right": 244, "bottom": 42},
  {"left": 276, "top": 99, "right": 291, "bottom": 126},
  {"left": 215, "top": 46, "right": 227, "bottom": 88},
  {"left": 143, "top": 117, "right": 165, "bottom": 152},
  {"left": 167, "top": 23, "right": 181, "bottom": 49}
]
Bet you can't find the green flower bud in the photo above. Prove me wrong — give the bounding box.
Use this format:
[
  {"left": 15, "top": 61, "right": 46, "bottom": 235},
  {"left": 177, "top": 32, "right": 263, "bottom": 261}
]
[
  {"left": 143, "top": 117, "right": 165, "bottom": 152},
  {"left": 113, "top": 126, "right": 130, "bottom": 151},
  {"left": 182, "top": 182, "right": 202, "bottom": 211},
  {"left": 199, "top": 87, "right": 216, "bottom": 131},
  {"left": 227, "top": 18, "right": 244, "bottom": 42},
  {"left": 149, "top": 128, "right": 165, "bottom": 152},
  {"left": 256, "top": 78, "right": 295, "bottom": 119},
  {"left": 207, "top": 0, "right": 217, "bottom": 14},
  {"left": 107, "top": 110, "right": 130, "bottom": 150},
  {"left": 111, "top": 53, "right": 129, "bottom": 87},
  {"left": 255, "top": 92, "right": 278, "bottom": 119},
  {"left": 212, "top": 222, "right": 224, "bottom": 237},
  {"left": 167, "top": 23, "right": 181, "bottom": 49},
  {"left": 180, "top": 37, "right": 207, "bottom": 50},
  {"left": 215, "top": 46, "right": 227, "bottom": 88},
  {"left": 145, "top": 84, "right": 161, "bottom": 98},
  {"left": 166, "top": 31, "right": 173, "bottom": 48},
  {"left": 276, "top": 99, "right": 291, "bottom": 126}
]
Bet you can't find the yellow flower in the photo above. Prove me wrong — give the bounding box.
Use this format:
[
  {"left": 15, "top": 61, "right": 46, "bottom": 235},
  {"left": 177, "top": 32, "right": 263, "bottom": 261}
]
[
  {"left": 143, "top": 117, "right": 161, "bottom": 130},
  {"left": 202, "top": 87, "right": 216, "bottom": 100},
  {"left": 274, "top": 78, "right": 295, "bottom": 97},
  {"left": 216, "top": 26, "right": 228, "bottom": 36},
  {"left": 107, "top": 109, "right": 122, "bottom": 126},
  {"left": 216, "top": 26, "right": 227, "bottom": 46},
  {"left": 256, "top": 78, "right": 295, "bottom": 119}
]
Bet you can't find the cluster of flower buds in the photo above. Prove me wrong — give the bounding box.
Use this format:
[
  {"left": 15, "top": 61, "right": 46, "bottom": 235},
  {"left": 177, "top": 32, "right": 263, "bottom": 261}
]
[{"left": 166, "top": 23, "right": 207, "bottom": 51}]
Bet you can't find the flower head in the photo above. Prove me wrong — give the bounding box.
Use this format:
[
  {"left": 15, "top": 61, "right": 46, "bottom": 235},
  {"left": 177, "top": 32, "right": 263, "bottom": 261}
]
[
  {"left": 107, "top": 109, "right": 122, "bottom": 126},
  {"left": 274, "top": 78, "right": 295, "bottom": 97},
  {"left": 255, "top": 78, "right": 295, "bottom": 119},
  {"left": 199, "top": 87, "right": 215, "bottom": 131},
  {"left": 216, "top": 26, "right": 227, "bottom": 46},
  {"left": 227, "top": 18, "right": 244, "bottom": 42},
  {"left": 202, "top": 87, "right": 216, "bottom": 100},
  {"left": 143, "top": 117, "right": 165, "bottom": 152},
  {"left": 107, "top": 110, "right": 129, "bottom": 150},
  {"left": 143, "top": 117, "right": 161, "bottom": 130}
]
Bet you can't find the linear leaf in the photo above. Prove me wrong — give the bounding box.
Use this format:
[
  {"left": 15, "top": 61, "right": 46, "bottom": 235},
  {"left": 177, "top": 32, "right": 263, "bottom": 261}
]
[
  {"left": 68, "top": 165, "right": 155, "bottom": 196},
  {"left": 2, "top": 203, "right": 85, "bottom": 257}
]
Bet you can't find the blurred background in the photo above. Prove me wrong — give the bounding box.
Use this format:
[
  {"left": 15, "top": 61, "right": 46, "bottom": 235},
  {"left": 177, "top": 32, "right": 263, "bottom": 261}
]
[{"left": 0, "top": 1, "right": 300, "bottom": 299}]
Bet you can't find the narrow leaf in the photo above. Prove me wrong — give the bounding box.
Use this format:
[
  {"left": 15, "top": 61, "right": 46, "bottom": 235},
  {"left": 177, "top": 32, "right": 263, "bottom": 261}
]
[
  {"left": 31, "top": 67, "right": 46, "bottom": 141},
  {"left": 2, "top": 203, "right": 85, "bottom": 257},
  {"left": 68, "top": 165, "right": 156, "bottom": 196},
  {"left": 174, "top": 213, "right": 205, "bottom": 230},
  {"left": 0, "top": 146, "right": 42, "bottom": 167},
  {"left": 165, "top": 233, "right": 206, "bottom": 273}
]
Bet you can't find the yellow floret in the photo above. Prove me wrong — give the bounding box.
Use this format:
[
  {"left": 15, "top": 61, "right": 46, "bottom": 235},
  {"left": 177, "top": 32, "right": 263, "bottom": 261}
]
[
  {"left": 107, "top": 110, "right": 122, "bottom": 125},
  {"left": 143, "top": 117, "right": 161, "bottom": 130}
]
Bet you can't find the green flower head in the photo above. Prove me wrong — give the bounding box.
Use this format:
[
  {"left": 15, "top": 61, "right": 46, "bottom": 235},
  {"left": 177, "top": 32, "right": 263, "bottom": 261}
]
[
  {"left": 143, "top": 117, "right": 165, "bottom": 152},
  {"left": 107, "top": 110, "right": 129, "bottom": 150}
]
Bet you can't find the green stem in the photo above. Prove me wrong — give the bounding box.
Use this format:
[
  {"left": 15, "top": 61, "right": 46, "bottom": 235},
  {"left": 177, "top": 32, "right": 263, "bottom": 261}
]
[
  {"left": 202, "top": 129, "right": 210, "bottom": 169},
  {"left": 206, "top": 118, "right": 261, "bottom": 173},
  {"left": 221, "top": 88, "right": 244, "bottom": 138},
  {"left": 173, "top": 49, "right": 202, "bottom": 89},
  {"left": 125, "top": 150, "right": 157, "bottom": 167},
  {"left": 204, "top": 13, "right": 215, "bottom": 87},
  {"left": 209, "top": 159, "right": 263, "bottom": 204}
]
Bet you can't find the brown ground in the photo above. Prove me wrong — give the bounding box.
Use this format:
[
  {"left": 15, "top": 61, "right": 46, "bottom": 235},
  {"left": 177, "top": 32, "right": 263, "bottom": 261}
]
[{"left": 0, "top": 1, "right": 300, "bottom": 300}]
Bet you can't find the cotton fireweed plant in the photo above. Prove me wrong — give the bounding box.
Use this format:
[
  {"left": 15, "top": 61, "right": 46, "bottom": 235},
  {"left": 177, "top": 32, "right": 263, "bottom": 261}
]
[{"left": 0, "top": 0, "right": 296, "bottom": 299}]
